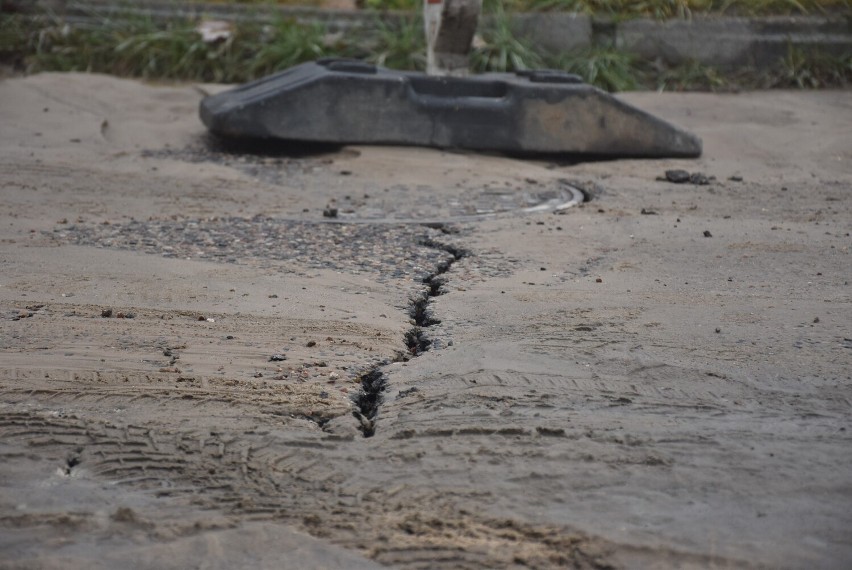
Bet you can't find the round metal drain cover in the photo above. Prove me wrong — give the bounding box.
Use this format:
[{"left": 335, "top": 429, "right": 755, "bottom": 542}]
[
  {"left": 337, "top": 182, "right": 583, "bottom": 222},
  {"left": 147, "top": 140, "right": 585, "bottom": 223}
]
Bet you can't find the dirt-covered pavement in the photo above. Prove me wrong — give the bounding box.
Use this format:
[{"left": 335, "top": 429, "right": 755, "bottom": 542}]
[{"left": 0, "top": 73, "right": 850, "bottom": 569}]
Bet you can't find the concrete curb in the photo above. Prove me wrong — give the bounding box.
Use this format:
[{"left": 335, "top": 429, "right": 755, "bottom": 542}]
[
  {"left": 9, "top": 0, "right": 852, "bottom": 68},
  {"left": 614, "top": 15, "right": 851, "bottom": 68}
]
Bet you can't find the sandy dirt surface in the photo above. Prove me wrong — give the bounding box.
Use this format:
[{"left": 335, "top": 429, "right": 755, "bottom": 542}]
[{"left": 0, "top": 72, "right": 850, "bottom": 569}]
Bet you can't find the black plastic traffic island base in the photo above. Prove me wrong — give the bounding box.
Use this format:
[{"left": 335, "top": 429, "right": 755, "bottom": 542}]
[{"left": 200, "top": 58, "right": 702, "bottom": 158}]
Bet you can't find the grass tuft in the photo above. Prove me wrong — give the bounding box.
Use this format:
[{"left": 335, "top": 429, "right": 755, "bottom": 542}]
[
  {"left": 550, "top": 48, "right": 641, "bottom": 91},
  {"left": 360, "top": 15, "right": 426, "bottom": 70},
  {"left": 653, "top": 59, "right": 729, "bottom": 91},
  {"left": 471, "top": 6, "right": 544, "bottom": 72},
  {"left": 772, "top": 44, "right": 852, "bottom": 88}
]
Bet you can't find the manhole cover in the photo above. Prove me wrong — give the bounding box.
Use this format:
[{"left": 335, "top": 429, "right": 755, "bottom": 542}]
[
  {"left": 335, "top": 181, "right": 583, "bottom": 222},
  {"left": 146, "top": 139, "right": 585, "bottom": 223}
]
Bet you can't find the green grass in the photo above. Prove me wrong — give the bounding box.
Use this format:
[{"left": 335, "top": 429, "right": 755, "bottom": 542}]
[
  {"left": 771, "top": 45, "right": 852, "bottom": 88},
  {"left": 653, "top": 59, "right": 730, "bottom": 91},
  {"left": 360, "top": 15, "right": 426, "bottom": 70},
  {"left": 472, "top": 7, "right": 545, "bottom": 72},
  {"left": 244, "top": 19, "right": 331, "bottom": 77},
  {"left": 1, "top": 11, "right": 336, "bottom": 82},
  {"left": 550, "top": 48, "right": 641, "bottom": 91},
  {"left": 2, "top": 9, "right": 849, "bottom": 90},
  {"left": 189, "top": 0, "right": 851, "bottom": 17},
  {"left": 513, "top": 0, "right": 849, "bottom": 18}
]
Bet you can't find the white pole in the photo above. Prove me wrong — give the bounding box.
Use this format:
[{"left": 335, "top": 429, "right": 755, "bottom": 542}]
[{"left": 423, "top": 0, "right": 482, "bottom": 76}]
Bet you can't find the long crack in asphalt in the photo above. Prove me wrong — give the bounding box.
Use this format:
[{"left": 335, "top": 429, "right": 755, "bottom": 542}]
[
  {"left": 47, "top": 217, "right": 478, "bottom": 438},
  {"left": 354, "top": 236, "right": 468, "bottom": 437}
]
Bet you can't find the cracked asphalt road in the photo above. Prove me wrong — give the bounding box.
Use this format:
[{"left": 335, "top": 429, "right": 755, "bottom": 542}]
[{"left": 0, "top": 73, "right": 850, "bottom": 569}]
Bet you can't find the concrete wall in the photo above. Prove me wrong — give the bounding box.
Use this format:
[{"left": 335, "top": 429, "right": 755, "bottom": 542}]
[{"left": 616, "top": 16, "right": 852, "bottom": 68}]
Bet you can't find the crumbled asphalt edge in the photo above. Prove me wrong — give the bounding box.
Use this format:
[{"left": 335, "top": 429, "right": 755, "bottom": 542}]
[
  {"left": 50, "top": 217, "right": 455, "bottom": 282},
  {"left": 353, "top": 230, "right": 469, "bottom": 438},
  {"left": 46, "top": 216, "right": 512, "bottom": 280}
]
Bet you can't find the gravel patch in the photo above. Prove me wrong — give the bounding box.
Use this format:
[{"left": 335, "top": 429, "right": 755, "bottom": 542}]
[{"left": 50, "top": 217, "right": 457, "bottom": 282}]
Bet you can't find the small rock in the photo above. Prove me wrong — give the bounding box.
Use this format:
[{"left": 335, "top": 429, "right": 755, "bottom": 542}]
[
  {"left": 111, "top": 507, "right": 138, "bottom": 523},
  {"left": 397, "top": 387, "right": 420, "bottom": 399},
  {"left": 640, "top": 208, "right": 658, "bottom": 215},
  {"left": 269, "top": 354, "right": 287, "bottom": 362},
  {"left": 703, "top": 230, "right": 713, "bottom": 238},
  {"left": 306, "top": 340, "right": 316, "bottom": 347},
  {"left": 322, "top": 207, "right": 338, "bottom": 218},
  {"left": 690, "top": 172, "right": 710, "bottom": 185},
  {"left": 665, "top": 169, "right": 691, "bottom": 183},
  {"left": 101, "top": 308, "right": 113, "bottom": 318},
  {"left": 595, "top": 277, "right": 603, "bottom": 283}
]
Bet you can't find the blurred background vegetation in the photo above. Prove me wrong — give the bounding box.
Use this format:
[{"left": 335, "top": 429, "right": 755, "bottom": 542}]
[
  {"left": 0, "top": 0, "right": 849, "bottom": 90},
  {"left": 198, "top": 0, "right": 848, "bottom": 17}
]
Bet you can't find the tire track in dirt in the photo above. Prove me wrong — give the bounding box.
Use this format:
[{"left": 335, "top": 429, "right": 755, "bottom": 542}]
[
  {"left": 1, "top": 220, "right": 630, "bottom": 568},
  {"left": 0, "top": 404, "right": 628, "bottom": 569}
]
